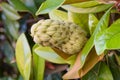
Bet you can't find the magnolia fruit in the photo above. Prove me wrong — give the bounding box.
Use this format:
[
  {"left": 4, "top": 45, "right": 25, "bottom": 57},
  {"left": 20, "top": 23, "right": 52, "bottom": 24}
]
[{"left": 31, "top": 19, "right": 87, "bottom": 54}]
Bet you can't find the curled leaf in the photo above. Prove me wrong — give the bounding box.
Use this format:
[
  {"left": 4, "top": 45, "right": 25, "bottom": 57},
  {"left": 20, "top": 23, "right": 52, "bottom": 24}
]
[{"left": 63, "top": 48, "right": 104, "bottom": 79}]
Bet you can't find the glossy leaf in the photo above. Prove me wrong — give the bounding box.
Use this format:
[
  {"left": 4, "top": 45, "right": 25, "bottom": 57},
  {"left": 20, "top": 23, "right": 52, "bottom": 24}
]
[
  {"left": 33, "top": 44, "right": 76, "bottom": 65},
  {"left": 89, "top": 14, "right": 98, "bottom": 35},
  {"left": 36, "top": 0, "right": 65, "bottom": 15},
  {"left": 15, "top": 33, "right": 31, "bottom": 80},
  {"left": 33, "top": 52, "right": 45, "bottom": 80},
  {"left": 95, "top": 19, "right": 120, "bottom": 54},
  {"left": 63, "top": 48, "right": 104, "bottom": 79},
  {"left": 70, "top": 1, "right": 101, "bottom": 8},
  {"left": 94, "top": 7, "right": 111, "bottom": 55},
  {"left": 62, "top": 4, "right": 113, "bottom": 14},
  {"left": 68, "top": 11, "right": 89, "bottom": 32},
  {"left": 80, "top": 8, "right": 111, "bottom": 69},
  {"left": 0, "top": 2, "right": 21, "bottom": 20},
  {"left": 82, "top": 62, "right": 113, "bottom": 80},
  {"left": 8, "top": 0, "right": 29, "bottom": 12},
  {"left": 2, "top": 14, "right": 19, "bottom": 40},
  {"left": 49, "top": 9, "right": 68, "bottom": 21}
]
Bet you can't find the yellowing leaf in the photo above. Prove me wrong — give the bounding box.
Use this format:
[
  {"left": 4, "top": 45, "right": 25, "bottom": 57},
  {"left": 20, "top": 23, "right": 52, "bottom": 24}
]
[
  {"left": 62, "top": 4, "right": 113, "bottom": 14},
  {"left": 49, "top": 9, "right": 68, "bottom": 21},
  {"left": 33, "top": 44, "right": 76, "bottom": 65},
  {"left": 68, "top": 11, "right": 89, "bottom": 32},
  {"left": 89, "top": 14, "right": 98, "bottom": 35},
  {"left": 64, "top": 0, "right": 89, "bottom": 4},
  {"left": 70, "top": 1, "right": 101, "bottom": 8},
  {"left": 15, "top": 33, "right": 31, "bottom": 80},
  {"left": 33, "top": 53, "right": 45, "bottom": 80}
]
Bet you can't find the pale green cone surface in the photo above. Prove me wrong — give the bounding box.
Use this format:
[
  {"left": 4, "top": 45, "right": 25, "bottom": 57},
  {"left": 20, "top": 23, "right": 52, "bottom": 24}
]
[{"left": 31, "top": 19, "right": 87, "bottom": 54}]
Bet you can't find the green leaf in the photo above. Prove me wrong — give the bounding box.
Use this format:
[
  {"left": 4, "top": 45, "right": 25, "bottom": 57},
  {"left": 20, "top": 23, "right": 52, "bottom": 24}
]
[
  {"left": 94, "top": 8, "right": 111, "bottom": 55},
  {"left": 64, "top": 0, "right": 88, "bottom": 4},
  {"left": 49, "top": 9, "right": 68, "bottom": 21},
  {"left": 8, "top": 0, "right": 29, "bottom": 12},
  {"left": 33, "top": 44, "right": 76, "bottom": 65},
  {"left": 15, "top": 33, "right": 31, "bottom": 80},
  {"left": 70, "top": 1, "right": 101, "bottom": 8},
  {"left": 2, "top": 14, "right": 19, "bottom": 40},
  {"left": 33, "top": 0, "right": 44, "bottom": 8},
  {"left": 36, "top": 0, "right": 65, "bottom": 15},
  {"left": 20, "top": 0, "right": 37, "bottom": 14},
  {"left": 68, "top": 11, "right": 89, "bottom": 32},
  {"left": 80, "top": 8, "right": 111, "bottom": 69},
  {"left": 115, "top": 53, "right": 120, "bottom": 66},
  {"left": 62, "top": 4, "right": 113, "bottom": 14},
  {"left": 95, "top": 19, "right": 120, "bottom": 54},
  {"left": 82, "top": 62, "right": 113, "bottom": 80},
  {"left": 0, "top": 2, "right": 21, "bottom": 20},
  {"left": 33, "top": 52, "right": 45, "bottom": 80},
  {"left": 89, "top": 14, "right": 98, "bottom": 35}
]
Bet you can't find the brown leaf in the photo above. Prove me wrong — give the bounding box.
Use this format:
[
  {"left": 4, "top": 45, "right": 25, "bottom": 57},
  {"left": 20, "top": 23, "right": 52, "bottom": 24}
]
[
  {"left": 52, "top": 47, "right": 71, "bottom": 59},
  {"left": 63, "top": 47, "right": 104, "bottom": 79},
  {"left": 62, "top": 51, "right": 82, "bottom": 79},
  {"left": 79, "top": 48, "right": 104, "bottom": 78}
]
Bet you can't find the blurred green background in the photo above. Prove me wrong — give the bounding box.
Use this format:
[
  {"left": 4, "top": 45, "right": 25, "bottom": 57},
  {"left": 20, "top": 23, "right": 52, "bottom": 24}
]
[{"left": 0, "top": 0, "right": 45, "bottom": 79}]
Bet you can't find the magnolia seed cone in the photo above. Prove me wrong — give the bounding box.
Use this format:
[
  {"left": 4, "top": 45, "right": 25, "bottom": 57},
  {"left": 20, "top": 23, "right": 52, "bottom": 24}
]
[{"left": 31, "top": 19, "right": 87, "bottom": 54}]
